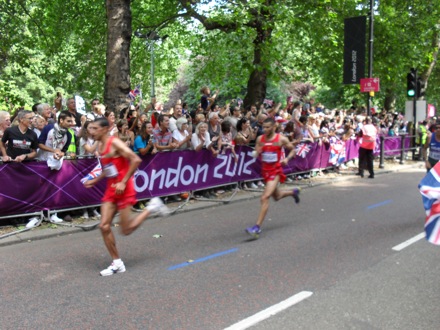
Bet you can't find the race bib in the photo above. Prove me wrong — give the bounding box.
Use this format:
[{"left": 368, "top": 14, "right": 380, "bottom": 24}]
[
  {"left": 103, "top": 163, "right": 118, "bottom": 178},
  {"left": 262, "top": 152, "right": 277, "bottom": 163}
]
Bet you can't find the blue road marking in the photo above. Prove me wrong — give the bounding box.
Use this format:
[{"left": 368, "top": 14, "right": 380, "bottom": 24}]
[
  {"left": 367, "top": 199, "right": 392, "bottom": 210},
  {"left": 168, "top": 248, "right": 238, "bottom": 270}
]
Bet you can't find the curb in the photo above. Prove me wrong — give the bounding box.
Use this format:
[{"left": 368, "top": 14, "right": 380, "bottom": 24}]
[{"left": 0, "top": 162, "right": 424, "bottom": 248}]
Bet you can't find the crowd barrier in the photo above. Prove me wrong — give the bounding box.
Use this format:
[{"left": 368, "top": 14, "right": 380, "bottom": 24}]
[{"left": 0, "top": 135, "right": 411, "bottom": 219}]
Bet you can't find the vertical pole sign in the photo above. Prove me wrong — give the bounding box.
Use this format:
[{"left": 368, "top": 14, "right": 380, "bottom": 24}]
[{"left": 343, "top": 16, "right": 366, "bottom": 84}]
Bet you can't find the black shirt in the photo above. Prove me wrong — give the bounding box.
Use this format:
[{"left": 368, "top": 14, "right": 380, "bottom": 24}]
[{"left": 1, "top": 126, "right": 39, "bottom": 158}]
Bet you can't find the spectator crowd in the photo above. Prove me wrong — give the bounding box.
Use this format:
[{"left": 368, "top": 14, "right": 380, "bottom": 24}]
[{"left": 0, "top": 88, "right": 424, "bottom": 228}]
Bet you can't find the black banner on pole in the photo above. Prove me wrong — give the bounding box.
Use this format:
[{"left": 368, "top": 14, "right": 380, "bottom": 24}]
[{"left": 343, "top": 16, "right": 366, "bottom": 84}]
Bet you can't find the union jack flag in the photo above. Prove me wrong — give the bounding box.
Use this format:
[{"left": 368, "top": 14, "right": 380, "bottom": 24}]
[
  {"left": 128, "top": 85, "right": 141, "bottom": 100},
  {"left": 263, "top": 99, "right": 274, "bottom": 106},
  {"left": 329, "top": 139, "right": 346, "bottom": 165},
  {"left": 419, "top": 161, "right": 440, "bottom": 245},
  {"left": 81, "top": 161, "right": 102, "bottom": 184},
  {"left": 295, "top": 143, "right": 311, "bottom": 158}
]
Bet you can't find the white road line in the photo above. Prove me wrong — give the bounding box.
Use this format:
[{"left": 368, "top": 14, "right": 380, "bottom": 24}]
[
  {"left": 224, "top": 291, "right": 313, "bottom": 330},
  {"left": 392, "top": 232, "right": 425, "bottom": 251}
]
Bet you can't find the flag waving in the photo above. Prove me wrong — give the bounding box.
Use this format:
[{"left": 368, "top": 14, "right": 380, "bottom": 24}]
[
  {"left": 418, "top": 161, "right": 440, "bottom": 245},
  {"left": 295, "top": 143, "right": 311, "bottom": 158},
  {"left": 128, "top": 85, "right": 141, "bottom": 101},
  {"left": 81, "top": 160, "right": 102, "bottom": 184}
]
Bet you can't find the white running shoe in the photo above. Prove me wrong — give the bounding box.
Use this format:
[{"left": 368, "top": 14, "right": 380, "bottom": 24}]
[
  {"left": 100, "top": 262, "right": 126, "bottom": 276},
  {"left": 26, "top": 217, "right": 40, "bottom": 228},
  {"left": 82, "top": 210, "right": 89, "bottom": 219},
  {"left": 50, "top": 213, "right": 63, "bottom": 223},
  {"left": 147, "top": 197, "right": 169, "bottom": 216},
  {"left": 93, "top": 209, "right": 101, "bottom": 218}
]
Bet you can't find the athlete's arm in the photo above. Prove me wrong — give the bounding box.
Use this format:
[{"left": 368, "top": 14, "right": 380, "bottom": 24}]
[
  {"left": 112, "top": 137, "right": 141, "bottom": 187},
  {"left": 255, "top": 135, "right": 263, "bottom": 152},
  {"left": 280, "top": 135, "right": 296, "bottom": 164}
]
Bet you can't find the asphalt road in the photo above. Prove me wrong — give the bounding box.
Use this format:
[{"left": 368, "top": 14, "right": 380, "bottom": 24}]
[{"left": 1, "top": 167, "right": 438, "bottom": 330}]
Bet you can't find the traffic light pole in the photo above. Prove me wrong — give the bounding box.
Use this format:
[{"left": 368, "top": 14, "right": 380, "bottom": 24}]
[{"left": 367, "top": 0, "right": 374, "bottom": 117}]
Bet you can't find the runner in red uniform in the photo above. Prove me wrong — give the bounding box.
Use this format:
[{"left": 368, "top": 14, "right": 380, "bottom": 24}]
[
  {"left": 84, "top": 117, "right": 168, "bottom": 276},
  {"left": 245, "top": 117, "right": 300, "bottom": 239}
]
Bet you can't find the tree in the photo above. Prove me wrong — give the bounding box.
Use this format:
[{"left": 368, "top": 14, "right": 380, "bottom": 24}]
[{"left": 104, "top": 0, "right": 132, "bottom": 113}]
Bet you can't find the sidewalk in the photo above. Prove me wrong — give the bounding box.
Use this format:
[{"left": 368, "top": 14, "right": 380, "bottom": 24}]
[{"left": 0, "top": 159, "right": 425, "bottom": 247}]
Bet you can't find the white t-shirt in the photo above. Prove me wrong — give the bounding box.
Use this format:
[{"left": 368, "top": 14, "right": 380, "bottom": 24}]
[
  {"left": 172, "top": 129, "right": 190, "bottom": 150},
  {"left": 191, "top": 131, "right": 211, "bottom": 150}
]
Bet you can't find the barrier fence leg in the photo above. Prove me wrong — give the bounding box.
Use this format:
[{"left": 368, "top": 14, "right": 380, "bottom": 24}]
[
  {"left": 400, "top": 134, "right": 405, "bottom": 165},
  {"left": 379, "top": 136, "right": 385, "bottom": 169}
]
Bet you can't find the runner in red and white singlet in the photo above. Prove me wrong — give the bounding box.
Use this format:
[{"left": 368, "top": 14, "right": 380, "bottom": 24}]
[
  {"left": 84, "top": 117, "right": 168, "bottom": 276},
  {"left": 260, "top": 132, "right": 286, "bottom": 183},
  {"left": 245, "top": 117, "right": 301, "bottom": 239}
]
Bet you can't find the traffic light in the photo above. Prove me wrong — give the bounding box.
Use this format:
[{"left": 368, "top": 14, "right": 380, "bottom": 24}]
[
  {"left": 407, "top": 68, "right": 417, "bottom": 97},
  {"left": 417, "top": 77, "right": 426, "bottom": 98}
]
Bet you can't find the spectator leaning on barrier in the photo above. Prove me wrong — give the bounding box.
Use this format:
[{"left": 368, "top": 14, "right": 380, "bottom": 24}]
[
  {"left": 133, "top": 121, "right": 156, "bottom": 155},
  {"left": 0, "top": 110, "right": 39, "bottom": 163},
  {"left": 172, "top": 117, "right": 192, "bottom": 150},
  {"left": 37, "top": 111, "right": 74, "bottom": 174},
  {"left": 152, "top": 114, "right": 180, "bottom": 202},
  {"left": 152, "top": 114, "right": 178, "bottom": 152}
]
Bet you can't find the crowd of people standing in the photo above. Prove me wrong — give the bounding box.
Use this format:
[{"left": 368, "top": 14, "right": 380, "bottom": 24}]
[{"left": 0, "top": 88, "right": 419, "bottom": 229}]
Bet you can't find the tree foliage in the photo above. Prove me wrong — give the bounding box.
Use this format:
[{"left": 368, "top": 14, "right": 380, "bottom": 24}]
[{"left": 0, "top": 0, "right": 439, "bottom": 114}]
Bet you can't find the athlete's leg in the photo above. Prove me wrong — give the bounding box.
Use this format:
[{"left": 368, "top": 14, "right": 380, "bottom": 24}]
[
  {"left": 119, "top": 206, "right": 152, "bottom": 236},
  {"left": 255, "top": 177, "right": 280, "bottom": 227},
  {"left": 99, "top": 202, "right": 119, "bottom": 260}
]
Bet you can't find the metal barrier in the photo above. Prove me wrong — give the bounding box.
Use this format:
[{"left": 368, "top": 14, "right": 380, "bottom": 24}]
[{"left": 378, "top": 134, "right": 415, "bottom": 168}]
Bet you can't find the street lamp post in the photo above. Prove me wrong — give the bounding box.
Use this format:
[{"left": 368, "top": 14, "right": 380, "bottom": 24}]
[
  {"left": 150, "top": 41, "right": 155, "bottom": 98},
  {"left": 134, "top": 30, "right": 167, "bottom": 99}
]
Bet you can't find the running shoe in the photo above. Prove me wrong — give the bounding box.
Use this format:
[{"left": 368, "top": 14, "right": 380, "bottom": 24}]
[
  {"left": 26, "top": 217, "right": 40, "bottom": 228},
  {"left": 147, "top": 197, "right": 170, "bottom": 216},
  {"left": 292, "top": 187, "right": 301, "bottom": 204},
  {"left": 50, "top": 213, "right": 63, "bottom": 223},
  {"left": 100, "top": 262, "right": 126, "bottom": 276},
  {"left": 245, "top": 225, "right": 261, "bottom": 239}
]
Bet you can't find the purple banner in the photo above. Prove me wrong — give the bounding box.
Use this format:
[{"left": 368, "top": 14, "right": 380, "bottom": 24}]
[{"left": 0, "top": 137, "right": 409, "bottom": 217}]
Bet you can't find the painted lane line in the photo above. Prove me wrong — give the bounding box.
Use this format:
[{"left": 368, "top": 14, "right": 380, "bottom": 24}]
[
  {"left": 168, "top": 248, "right": 238, "bottom": 270},
  {"left": 392, "top": 232, "right": 425, "bottom": 251},
  {"left": 224, "top": 291, "right": 313, "bottom": 330},
  {"left": 366, "top": 199, "right": 392, "bottom": 210}
]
